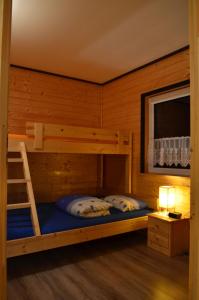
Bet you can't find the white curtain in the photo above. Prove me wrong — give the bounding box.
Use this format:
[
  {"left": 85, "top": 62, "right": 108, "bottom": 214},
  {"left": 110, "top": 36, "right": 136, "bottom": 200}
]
[{"left": 153, "top": 136, "right": 190, "bottom": 167}]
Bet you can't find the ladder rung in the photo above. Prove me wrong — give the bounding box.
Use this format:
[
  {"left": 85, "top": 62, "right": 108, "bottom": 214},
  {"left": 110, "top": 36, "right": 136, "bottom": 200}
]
[
  {"left": 7, "top": 203, "right": 31, "bottom": 210},
  {"left": 8, "top": 158, "right": 23, "bottom": 163},
  {"left": 7, "top": 141, "right": 41, "bottom": 236},
  {"left": 7, "top": 179, "right": 29, "bottom": 184}
]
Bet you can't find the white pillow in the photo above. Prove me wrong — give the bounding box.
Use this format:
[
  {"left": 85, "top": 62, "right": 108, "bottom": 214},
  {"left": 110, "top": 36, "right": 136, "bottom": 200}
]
[
  {"left": 67, "top": 197, "right": 112, "bottom": 218},
  {"left": 104, "top": 195, "right": 136, "bottom": 212}
]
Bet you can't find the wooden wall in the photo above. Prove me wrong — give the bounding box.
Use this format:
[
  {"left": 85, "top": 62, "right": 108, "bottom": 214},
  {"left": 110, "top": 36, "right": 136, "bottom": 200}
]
[
  {"left": 8, "top": 67, "right": 102, "bottom": 201},
  {"left": 102, "top": 49, "right": 190, "bottom": 213},
  {"left": 8, "top": 50, "right": 191, "bottom": 212},
  {"left": 7, "top": 153, "right": 100, "bottom": 203},
  {"left": 9, "top": 67, "right": 101, "bottom": 134}
]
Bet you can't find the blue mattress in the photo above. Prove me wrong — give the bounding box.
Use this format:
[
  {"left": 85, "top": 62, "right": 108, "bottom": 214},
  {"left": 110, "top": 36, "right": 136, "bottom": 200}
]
[{"left": 7, "top": 203, "right": 152, "bottom": 240}]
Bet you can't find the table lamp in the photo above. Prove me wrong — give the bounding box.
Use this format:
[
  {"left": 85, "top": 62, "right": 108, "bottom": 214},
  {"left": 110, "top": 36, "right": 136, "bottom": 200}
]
[{"left": 158, "top": 185, "right": 175, "bottom": 215}]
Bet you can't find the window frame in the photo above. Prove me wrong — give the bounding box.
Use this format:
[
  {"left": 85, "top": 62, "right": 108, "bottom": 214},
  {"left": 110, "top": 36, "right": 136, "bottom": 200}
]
[{"left": 140, "top": 80, "right": 190, "bottom": 176}]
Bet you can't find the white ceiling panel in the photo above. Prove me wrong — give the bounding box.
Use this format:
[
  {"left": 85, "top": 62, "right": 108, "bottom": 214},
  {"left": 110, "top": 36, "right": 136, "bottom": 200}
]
[{"left": 11, "top": 0, "right": 188, "bottom": 83}]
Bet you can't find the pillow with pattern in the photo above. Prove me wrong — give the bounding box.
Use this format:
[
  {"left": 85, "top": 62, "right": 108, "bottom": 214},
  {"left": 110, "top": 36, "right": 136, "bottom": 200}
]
[
  {"left": 104, "top": 195, "right": 147, "bottom": 212},
  {"left": 56, "top": 195, "right": 112, "bottom": 218}
]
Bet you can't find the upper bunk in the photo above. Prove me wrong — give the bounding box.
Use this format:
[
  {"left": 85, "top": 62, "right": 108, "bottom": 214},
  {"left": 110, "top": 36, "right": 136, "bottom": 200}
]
[{"left": 8, "top": 122, "right": 132, "bottom": 155}]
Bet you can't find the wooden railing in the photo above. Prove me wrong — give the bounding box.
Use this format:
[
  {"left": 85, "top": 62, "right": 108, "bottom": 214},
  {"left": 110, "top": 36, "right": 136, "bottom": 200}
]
[{"left": 8, "top": 122, "right": 132, "bottom": 155}]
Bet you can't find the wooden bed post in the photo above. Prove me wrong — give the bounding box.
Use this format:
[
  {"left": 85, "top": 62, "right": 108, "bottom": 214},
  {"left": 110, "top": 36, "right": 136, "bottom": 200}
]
[
  {"left": 99, "top": 155, "right": 104, "bottom": 191},
  {"left": 125, "top": 133, "right": 132, "bottom": 193},
  {"left": 7, "top": 125, "right": 145, "bottom": 258},
  {"left": 0, "top": 0, "right": 12, "bottom": 299},
  {"left": 97, "top": 154, "right": 104, "bottom": 195},
  {"left": 189, "top": 0, "right": 199, "bottom": 299},
  {"left": 33, "top": 122, "right": 44, "bottom": 150}
]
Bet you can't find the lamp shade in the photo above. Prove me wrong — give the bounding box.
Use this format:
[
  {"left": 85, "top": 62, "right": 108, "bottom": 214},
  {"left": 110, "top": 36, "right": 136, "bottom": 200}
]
[{"left": 159, "top": 186, "right": 175, "bottom": 210}]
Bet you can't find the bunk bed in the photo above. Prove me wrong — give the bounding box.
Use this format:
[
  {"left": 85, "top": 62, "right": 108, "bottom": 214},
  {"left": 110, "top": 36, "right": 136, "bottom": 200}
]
[{"left": 7, "top": 122, "right": 151, "bottom": 258}]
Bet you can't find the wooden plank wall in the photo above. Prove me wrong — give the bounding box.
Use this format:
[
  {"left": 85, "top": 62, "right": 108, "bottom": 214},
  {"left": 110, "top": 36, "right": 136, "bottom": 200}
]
[
  {"left": 7, "top": 153, "right": 99, "bottom": 203},
  {"left": 8, "top": 50, "right": 191, "bottom": 211},
  {"left": 8, "top": 67, "right": 102, "bottom": 201},
  {"left": 102, "top": 49, "right": 190, "bottom": 212},
  {"left": 9, "top": 67, "right": 101, "bottom": 134}
]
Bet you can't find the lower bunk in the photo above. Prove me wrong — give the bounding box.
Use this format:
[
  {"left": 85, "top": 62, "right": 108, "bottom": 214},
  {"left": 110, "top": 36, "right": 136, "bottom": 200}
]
[{"left": 7, "top": 203, "right": 152, "bottom": 258}]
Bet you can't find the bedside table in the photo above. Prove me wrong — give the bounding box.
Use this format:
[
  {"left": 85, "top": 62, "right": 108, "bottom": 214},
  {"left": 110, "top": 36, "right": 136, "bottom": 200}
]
[{"left": 148, "top": 213, "right": 189, "bottom": 256}]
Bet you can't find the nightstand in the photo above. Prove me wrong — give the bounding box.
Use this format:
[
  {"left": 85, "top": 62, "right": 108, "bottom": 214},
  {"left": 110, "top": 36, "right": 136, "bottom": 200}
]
[{"left": 148, "top": 213, "right": 189, "bottom": 256}]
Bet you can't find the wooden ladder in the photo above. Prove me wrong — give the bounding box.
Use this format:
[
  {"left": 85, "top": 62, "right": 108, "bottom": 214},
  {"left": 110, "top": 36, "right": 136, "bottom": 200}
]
[{"left": 7, "top": 142, "right": 41, "bottom": 236}]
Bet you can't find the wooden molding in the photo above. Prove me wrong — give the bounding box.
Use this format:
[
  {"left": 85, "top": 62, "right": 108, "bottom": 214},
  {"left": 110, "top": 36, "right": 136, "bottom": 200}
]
[
  {"left": 10, "top": 64, "right": 102, "bottom": 86},
  {"left": 11, "top": 46, "right": 189, "bottom": 86},
  {"left": 104, "top": 46, "right": 189, "bottom": 85}
]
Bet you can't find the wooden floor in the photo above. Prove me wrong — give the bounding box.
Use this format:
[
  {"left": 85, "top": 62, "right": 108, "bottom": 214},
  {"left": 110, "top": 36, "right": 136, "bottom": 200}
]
[{"left": 7, "top": 230, "right": 189, "bottom": 300}]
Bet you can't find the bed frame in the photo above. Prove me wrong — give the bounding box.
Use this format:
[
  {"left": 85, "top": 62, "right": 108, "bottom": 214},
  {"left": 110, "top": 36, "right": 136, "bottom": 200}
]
[{"left": 7, "top": 122, "right": 148, "bottom": 258}]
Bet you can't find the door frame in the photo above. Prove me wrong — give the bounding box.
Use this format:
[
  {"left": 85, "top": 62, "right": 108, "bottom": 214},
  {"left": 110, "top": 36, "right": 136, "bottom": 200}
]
[
  {"left": 0, "top": 1, "right": 199, "bottom": 299},
  {"left": 0, "top": 0, "right": 12, "bottom": 299},
  {"left": 189, "top": 0, "right": 199, "bottom": 299}
]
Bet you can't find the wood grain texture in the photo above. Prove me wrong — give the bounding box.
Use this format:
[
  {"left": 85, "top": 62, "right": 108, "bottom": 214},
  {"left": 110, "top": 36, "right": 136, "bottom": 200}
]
[
  {"left": 8, "top": 51, "right": 191, "bottom": 212},
  {"left": 29, "top": 153, "right": 99, "bottom": 202},
  {"left": 0, "top": 1, "right": 12, "bottom": 299},
  {"left": 8, "top": 68, "right": 102, "bottom": 202},
  {"left": 103, "top": 155, "right": 126, "bottom": 194},
  {"left": 7, "top": 216, "right": 148, "bottom": 258},
  {"left": 189, "top": 0, "right": 199, "bottom": 298},
  {"left": 7, "top": 231, "right": 189, "bottom": 300},
  {"left": 9, "top": 67, "right": 101, "bottom": 134},
  {"left": 8, "top": 123, "right": 132, "bottom": 202},
  {"left": 19, "top": 142, "right": 41, "bottom": 236},
  {"left": 148, "top": 214, "right": 189, "bottom": 256},
  {"left": 8, "top": 153, "right": 99, "bottom": 203},
  {"left": 102, "top": 49, "right": 190, "bottom": 212}
]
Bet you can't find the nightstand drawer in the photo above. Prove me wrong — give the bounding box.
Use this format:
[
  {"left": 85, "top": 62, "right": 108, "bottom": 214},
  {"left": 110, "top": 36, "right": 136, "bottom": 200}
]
[
  {"left": 148, "top": 232, "right": 169, "bottom": 249},
  {"left": 148, "top": 217, "right": 169, "bottom": 237},
  {"left": 148, "top": 238, "right": 170, "bottom": 256},
  {"left": 148, "top": 213, "right": 190, "bottom": 256}
]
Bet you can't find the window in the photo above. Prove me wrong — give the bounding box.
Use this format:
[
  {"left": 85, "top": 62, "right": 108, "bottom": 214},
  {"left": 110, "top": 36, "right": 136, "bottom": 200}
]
[{"left": 141, "top": 80, "right": 190, "bottom": 176}]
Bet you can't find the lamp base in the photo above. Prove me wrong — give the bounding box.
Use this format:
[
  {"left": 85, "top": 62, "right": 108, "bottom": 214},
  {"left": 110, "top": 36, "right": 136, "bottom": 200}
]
[{"left": 158, "top": 210, "right": 169, "bottom": 217}]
